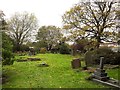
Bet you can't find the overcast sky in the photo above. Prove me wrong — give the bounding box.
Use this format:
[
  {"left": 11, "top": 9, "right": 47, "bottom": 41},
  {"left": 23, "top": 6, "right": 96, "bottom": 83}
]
[{"left": 0, "top": 0, "right": 81, "bottom": 27}]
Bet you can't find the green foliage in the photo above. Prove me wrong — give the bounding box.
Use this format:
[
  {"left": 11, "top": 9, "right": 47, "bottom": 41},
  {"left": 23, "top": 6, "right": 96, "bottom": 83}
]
[
  {"left": 59, "top": 42, "right": 70, "bottom": 54},
  {"left": 21, "top": 45, "right": 30, "bottom": 51},
  {"left": 40, "top": 47, "right": 47, "bottom": 54},
  {"left": 2, "top": 32, "right": 14, "bottom": 65},
  {"left": 36, "top": 41, "right": 47, "bottom": 49},
  {"left": 14, "top": 45, "right": 30, "bottom": 52},
  {"left": 107, "top": 68, "right": 120, "bottom": 80},
  {"left": 85, "top": 47, "right": 120, "bottom": 66},
  {"left": 36, "top": 25, "right": 63, "bottom": 51},
  {"left": 51, "top": 47, "right": 59, "bottom": 54},
  {"left": 62, "top": 2, "right": 117, "bottom": 48},
  {"left": 109, "top": 52, "right": 120, "bottom": 65}
]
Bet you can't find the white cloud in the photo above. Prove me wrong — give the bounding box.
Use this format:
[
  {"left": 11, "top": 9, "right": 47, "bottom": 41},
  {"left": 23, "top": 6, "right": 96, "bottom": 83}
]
[{"left": 0, "top": 0, "right": 80, "bottom": 27}]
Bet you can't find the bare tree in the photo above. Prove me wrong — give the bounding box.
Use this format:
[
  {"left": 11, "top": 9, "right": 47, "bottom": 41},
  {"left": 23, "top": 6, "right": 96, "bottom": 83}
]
[{"left": 8, "top": 12, "right": 38, "bottom": 51}]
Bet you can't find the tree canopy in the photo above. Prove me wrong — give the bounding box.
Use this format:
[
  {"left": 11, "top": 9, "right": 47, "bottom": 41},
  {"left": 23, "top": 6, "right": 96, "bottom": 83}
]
[
  {"left": 62, "top": 2, "right": 118, "bottom": 48},
  {"left": 36, "top": 25, "right": 63, "bottom": 51},
  {"left": 0, "top": 11, "right": 14, "bottom": 65},
  {"left": 8, "top": 12, "right": 38, "bottom": 51}
]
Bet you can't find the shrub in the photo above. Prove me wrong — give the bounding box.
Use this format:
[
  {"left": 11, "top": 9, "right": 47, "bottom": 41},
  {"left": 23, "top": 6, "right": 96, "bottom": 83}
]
[
  {"left": 109, "top": 52, "right": 120, "bottom": 65},
  {"left": 2, "top": 32, "right": 14, "bottom": 65},
  {"left": 85, "top": 47, "right": 120, "bottom": 66},
  {"left": 59, "top": 43, "right": 70, "bottom": 54},
  {"left": 40, "top": 47, "right": 47, "bottom": 54},
  {"left": 20, "top": 45, "right": 30, "bottom": 51},
  {"left": 51, "top": 48, "right": 59, "bottom": 53},
  {"left": 2, "top": 48, "right": 15, "bottom": 65}
]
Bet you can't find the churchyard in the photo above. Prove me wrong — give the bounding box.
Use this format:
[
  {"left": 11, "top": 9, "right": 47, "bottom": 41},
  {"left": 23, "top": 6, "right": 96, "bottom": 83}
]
[
  {"left": 2, "top": 53, "right": 119, "bottom": 88},
  {"left": 1, "top": 1, "right": 120, "bottom": 89}
]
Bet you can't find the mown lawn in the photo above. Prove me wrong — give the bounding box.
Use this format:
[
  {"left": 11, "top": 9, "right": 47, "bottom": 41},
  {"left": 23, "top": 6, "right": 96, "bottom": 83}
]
[{"left": 2, "top": 53, "right": 119, "bottom": 88}]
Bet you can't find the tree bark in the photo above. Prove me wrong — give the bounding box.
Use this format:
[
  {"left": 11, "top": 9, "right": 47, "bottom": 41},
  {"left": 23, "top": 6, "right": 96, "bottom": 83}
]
[{"left": 96, "top": 36, "right": 101, "bottom": 49}]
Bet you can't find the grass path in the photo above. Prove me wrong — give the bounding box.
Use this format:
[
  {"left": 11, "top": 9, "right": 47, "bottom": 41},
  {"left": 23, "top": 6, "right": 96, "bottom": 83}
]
[{"left": 2, "top": 54, "right": 118, "bottom": 88}]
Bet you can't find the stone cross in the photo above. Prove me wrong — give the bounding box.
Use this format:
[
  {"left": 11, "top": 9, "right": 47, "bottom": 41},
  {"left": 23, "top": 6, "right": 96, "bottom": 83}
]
[{"left": 100, "top": 57, "right": 104, "bottom": 69}]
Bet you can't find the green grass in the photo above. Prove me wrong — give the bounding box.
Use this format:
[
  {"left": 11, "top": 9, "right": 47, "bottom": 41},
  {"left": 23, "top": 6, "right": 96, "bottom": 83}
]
[
  {"left": 2, "top": 53, "right": 119, "bottom": 88},
  {"left": 107, "top": 68, "right": 120, "bottom": 80}
]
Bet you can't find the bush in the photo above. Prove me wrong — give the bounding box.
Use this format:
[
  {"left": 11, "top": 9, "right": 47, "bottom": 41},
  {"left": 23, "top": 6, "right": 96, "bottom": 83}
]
[
  {"left": 59, "top": 43, "right": 71, "bottom": 54},
  {"left": 85, "top": 47, "right": 120, "bottom": 66},
  {"left": 51, "top": 48, "right": 59, "bottom": 53},
  {"left": 40, "top": 47, "right": 47, "bottom": 54},
  {"left": 20, "top": 45, "right": 30, "bottom": 51},
  {"left": 109, "top": 52, "right": 120, "bottom": 65},
  {"left": 2, "top": 32, "right": 14, "bottom": 65},
  {"left": 2, "top": 49, "right": 15, "bottom": 65},
  {"left": 2, "top": 58, "right": 14, "bottom": 65}
]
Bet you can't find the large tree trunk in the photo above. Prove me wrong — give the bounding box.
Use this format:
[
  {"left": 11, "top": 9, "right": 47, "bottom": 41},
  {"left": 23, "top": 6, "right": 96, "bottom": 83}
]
[
  {"left": 48, "top": 44, "right": 52, "bottom": 51},
  {"left": 96, "top": 36, "right": 101, "bottom": 49}
]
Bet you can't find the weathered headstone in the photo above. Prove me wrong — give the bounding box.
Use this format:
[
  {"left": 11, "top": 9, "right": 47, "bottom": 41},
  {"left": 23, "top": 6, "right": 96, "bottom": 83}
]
[
  {"left": 28, "top": 51, "right": 32, "bottom": 56},
  {"left": 29, "top": 47, "right": 36, "bottom": 56},
  {"left": 84, "top": 51, "right": 95, "bottom": 67},
  {"left": 99, "top": 57, "right": 104, "bottom": 69},
  {"left": 89, "top": 57, "right": 120, "bottom": 88},
  {"left": 71, "top": 58, "right": 81, "bottom": 69}
]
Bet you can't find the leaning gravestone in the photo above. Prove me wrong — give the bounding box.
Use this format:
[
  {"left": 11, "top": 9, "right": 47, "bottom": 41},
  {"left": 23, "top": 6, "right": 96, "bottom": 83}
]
[{"left": 84, "top": 51, "right": 96, "bottom": 67}]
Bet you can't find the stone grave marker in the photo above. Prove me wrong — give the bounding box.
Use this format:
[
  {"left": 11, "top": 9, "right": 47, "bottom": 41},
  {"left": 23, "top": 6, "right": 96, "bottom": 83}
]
[
  {"left": 92, "top": 57, "right": 109, "bottom": 81},
  {"left": 88, "top": 57, "right": 120, "bottom": 88},
  {"left": 71, "top": 58, "right": 81, "bottom": 69}
]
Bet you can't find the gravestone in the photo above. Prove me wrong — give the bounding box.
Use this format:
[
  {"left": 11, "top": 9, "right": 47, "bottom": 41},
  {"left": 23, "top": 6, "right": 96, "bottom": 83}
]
[
  {"left": 89, "top": 57, "right": 120, "bottom": 88},
  {"left": 71, "top": 58, "right": 81, "bottom": 69},
  {"left": 84, "top": 51, "right": 95, "bottom": 66},
  {"left": 92, "top": 57, "right": 109, "bottom": 81},
  {"left": 28, "top": 51, "right": 32, "bottom": 56},
  {"left": 99, "top": 57, "right": 104, "bottom": 69},
  {"left": 29, "top": 47, "right": 36, "bottom": 56}
]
